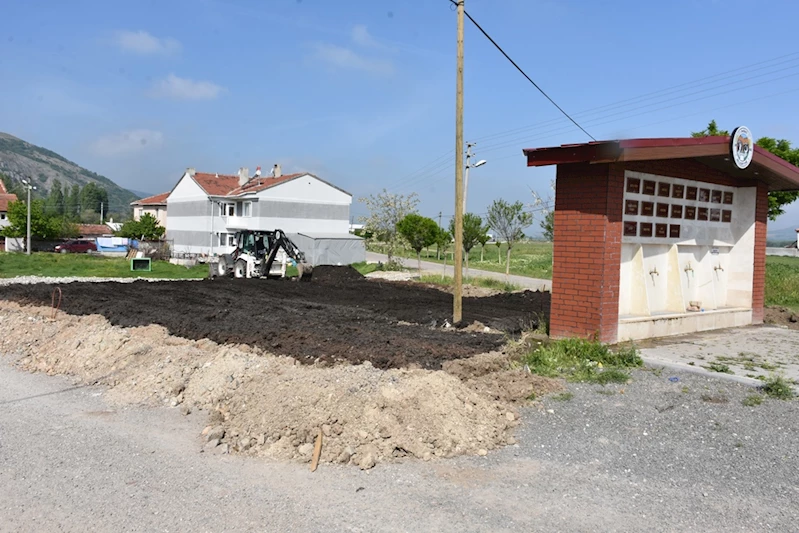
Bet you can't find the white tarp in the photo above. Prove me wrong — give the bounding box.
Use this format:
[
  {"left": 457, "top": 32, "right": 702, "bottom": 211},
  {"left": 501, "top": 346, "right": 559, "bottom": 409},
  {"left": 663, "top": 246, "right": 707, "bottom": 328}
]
[{"left": 289, "top": 233, "right": 365, "bottom": 266}]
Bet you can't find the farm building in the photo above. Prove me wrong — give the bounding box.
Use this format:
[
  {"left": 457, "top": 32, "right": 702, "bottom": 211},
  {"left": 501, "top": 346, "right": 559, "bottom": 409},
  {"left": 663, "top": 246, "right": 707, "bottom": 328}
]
[{"left": 165, "top": 165, "right": 364, "bottom": 265}]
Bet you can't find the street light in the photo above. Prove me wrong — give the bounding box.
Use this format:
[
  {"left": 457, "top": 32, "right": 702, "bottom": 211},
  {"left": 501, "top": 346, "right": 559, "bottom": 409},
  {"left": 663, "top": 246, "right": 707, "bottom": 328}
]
[
  {"left": 21, "top": 179, "right": 36, "bottom": 255},
  {"left": 463, "top": 148, "right": 487, "bottom": 215}
]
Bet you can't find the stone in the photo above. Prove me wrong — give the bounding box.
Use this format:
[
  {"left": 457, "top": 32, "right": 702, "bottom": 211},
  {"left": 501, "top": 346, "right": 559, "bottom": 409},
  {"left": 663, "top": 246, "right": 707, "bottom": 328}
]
[
  {"left": 239, "top": 437, "right": 252, "bottom": 451},
  {"left": 256, "top": 433, "right": 266, "bottom": 446},
  {"left": 378, "top": 426, "right": 391, "bottom": 439},
  {"left": 205, "top": 426, "right": 225, "bottom": 442},
  {"left": 357, "top": 430, "right": 369, "bottom": 440},
  {"left": 790, "top": 314, "right": 798, "bottom": 323},
  {"left": 337, "top": 449, "right": 353, "bottom": 464},
  {"left": 505, "top": 412, "right": 516, "bottom": 422},
  {"left": 477, "top": 449, "right": 488, "bottom": 456},
  {"left": 321, "top": 424, "right": 332, "bottom": 437},
  {"left": 203, "top": 439, "right": 220, "bottom": 452},
  {"left": 358, "top": 452, "right": 376, "bottom": 470},
  {"left": 181, "top": 405, "right": 192, "bottom": 416},
  {"left": 298, "top": 443, "right": 315, "bottom": 457}
]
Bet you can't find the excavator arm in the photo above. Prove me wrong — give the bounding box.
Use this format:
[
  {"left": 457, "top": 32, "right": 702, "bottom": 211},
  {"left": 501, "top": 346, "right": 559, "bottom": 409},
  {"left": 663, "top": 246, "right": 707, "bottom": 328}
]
[{"left": 262, "top": 229, "right": 313, "bottom": 280}]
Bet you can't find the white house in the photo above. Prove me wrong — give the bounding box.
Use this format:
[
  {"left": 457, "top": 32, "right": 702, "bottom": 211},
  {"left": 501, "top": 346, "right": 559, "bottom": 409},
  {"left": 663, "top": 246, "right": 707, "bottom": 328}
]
[
  {"left": 0, "top": 180, "right": 17, "bottom": 229},
  {"left": 165, "top": 165, "right": 364, "bottom": 265},
  {"left": 131, "top": 192, "right": 169, "bottom": 227}
]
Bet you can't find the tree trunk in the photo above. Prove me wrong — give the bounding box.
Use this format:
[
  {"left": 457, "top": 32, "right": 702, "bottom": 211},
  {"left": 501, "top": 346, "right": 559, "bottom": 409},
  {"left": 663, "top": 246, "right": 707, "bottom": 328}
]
[
  {"left": 480, "top": 245, "right": 484, "bottom": 262},
  {"left": 465, "top": 252, "right": 470, "bottom": 277},
  {"left": 505, "top": 247, "right": 512, "bottom": 279},
  {"left": 417, "top": 251, "right": 422, "bottom": 275},
  {"left": 498, "top": 246, "right": 501, "bottom": 264},
  {"left": 442, "top": 249, "right": 447, "bottom": 280}
]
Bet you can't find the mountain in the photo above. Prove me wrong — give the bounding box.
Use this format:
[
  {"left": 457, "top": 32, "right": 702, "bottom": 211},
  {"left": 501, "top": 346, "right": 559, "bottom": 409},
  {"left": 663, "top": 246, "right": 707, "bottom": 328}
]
[
  {"left": 0, "top": 132, "right": 139, "bottom": 214},
  {"left": 767, "top": 225, "right": 798, "bottom": 243}
]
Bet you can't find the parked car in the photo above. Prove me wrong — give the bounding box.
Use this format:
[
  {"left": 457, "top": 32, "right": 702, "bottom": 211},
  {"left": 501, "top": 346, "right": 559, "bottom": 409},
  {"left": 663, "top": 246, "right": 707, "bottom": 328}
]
[{"left": 54, "top": 240, "right": 97, "bottom": 254}]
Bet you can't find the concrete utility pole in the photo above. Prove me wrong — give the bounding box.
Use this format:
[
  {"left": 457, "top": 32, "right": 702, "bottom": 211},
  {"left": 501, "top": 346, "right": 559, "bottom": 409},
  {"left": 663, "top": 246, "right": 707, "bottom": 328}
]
[
  {"left": 453, "top": 0, "right": 465, "bottom": 324},
  {"left": 100, "top": 202, "right": 104, "bottom": 224},
  {"left": 463, "top": 142, "right": 474, "bottom": 215},
  {"left": 21, "top": 178, "right": 35, "bottom": 256}
]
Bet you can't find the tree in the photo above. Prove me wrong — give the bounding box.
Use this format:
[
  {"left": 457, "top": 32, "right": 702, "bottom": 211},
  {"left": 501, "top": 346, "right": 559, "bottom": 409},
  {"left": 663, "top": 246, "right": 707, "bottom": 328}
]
[
  {"left": 477, "top": 232, "right": 490, "bottom": 262},
  {"left": 46, "top": 180, "right": 65, "bottom": 216},
  {"left": 79, "top": 182, "right": 109, "bottom": 214},
  {"left": 692, "top": 120, "right": 799, "bottom": 220},
  {"left": 0, "top": 200, "right": 62, "bottom": 240},
  {"left": 449, "top": 212, "right": 489, "bottom": 275},
  {"left": 486, "top": 199, "right": 533, "bottom": 278},
  {"left": 65, "top": 184, "right": 80, "bottom": 220},
  {"left": 397, "top": 213, "right": 439, "bottom": 272},
  {"left": 116, "top": 213, "right": 165, "bottom": 241},
  {"left": 358, "top": 190, "right": 419, "bottom": 264},
  {"left": 540, "top": 210, "right": 554, "bottom": 242}
]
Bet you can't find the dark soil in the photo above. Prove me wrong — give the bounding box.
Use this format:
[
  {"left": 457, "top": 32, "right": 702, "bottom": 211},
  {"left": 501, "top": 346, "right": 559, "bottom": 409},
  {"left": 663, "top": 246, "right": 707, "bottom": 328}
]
[
  {"left": 764, "top": 306, "right": 799, "bottom": 330},
  {"left": 0, "top": 268, "right": 550, "bottom": 370}
]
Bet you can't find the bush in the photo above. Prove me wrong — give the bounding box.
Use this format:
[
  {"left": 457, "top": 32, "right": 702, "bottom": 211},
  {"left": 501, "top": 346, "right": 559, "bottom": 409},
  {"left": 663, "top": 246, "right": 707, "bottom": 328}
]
[{"left": 521, "top": 338, "right": 642, "bottom": 383}]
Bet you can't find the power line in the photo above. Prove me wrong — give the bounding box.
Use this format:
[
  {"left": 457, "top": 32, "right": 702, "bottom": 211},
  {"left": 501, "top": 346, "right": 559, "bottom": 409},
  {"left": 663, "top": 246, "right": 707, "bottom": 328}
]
[{"left": 449, "top": 0, "right": 595, "bottom": 141}]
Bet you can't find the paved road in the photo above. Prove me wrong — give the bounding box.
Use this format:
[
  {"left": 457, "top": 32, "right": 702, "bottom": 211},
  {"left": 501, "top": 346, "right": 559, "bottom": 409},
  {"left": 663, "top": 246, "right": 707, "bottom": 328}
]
[
  {"left": 366, "top": 252, "right": 551, "bottom": 291},
  {"left": 2, "top": 358, "right": 796, "bottom": 532}
]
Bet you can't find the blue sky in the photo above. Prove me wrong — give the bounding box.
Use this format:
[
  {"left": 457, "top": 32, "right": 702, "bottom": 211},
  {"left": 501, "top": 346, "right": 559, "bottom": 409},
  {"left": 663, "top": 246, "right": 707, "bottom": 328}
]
[{"left": 2, "top": 0, "right": 799, "bottom": 232}]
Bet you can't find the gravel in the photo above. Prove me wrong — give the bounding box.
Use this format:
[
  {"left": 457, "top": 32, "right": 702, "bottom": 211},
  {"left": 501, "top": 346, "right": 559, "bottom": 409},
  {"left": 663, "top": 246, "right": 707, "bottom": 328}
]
[
  {"left": 2, "top": 359, "right": 796, "bottom": 532},
  {"left": 0, "top": 276, "right": 202, "bottom": 286}
]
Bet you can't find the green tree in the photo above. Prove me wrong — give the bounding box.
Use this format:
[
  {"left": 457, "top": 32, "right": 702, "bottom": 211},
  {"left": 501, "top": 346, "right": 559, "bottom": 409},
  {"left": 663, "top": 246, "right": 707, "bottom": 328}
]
[
  {"left": 477, "top": 232, "right": 490, "bottom": 262},
  {"left": 65, "top": 184, "right": 80, "bottom": 220},
  {"left": 358, "top": 190, "right": 419, "bottom": 264},
  {"left": 449, "top": 212, "right": 489, "bottom": 274},
  {"left": 692, "top": 120, "right": 799, "bottom": 220},
  {"left": 397, "top": 213, "right": 440, "bottom": 272},
  {"left": 541, "top": 210, "right": 554, "bottom": 242},
  {"left": 435, "top": 226, "right": 451, "bottom": 262},
  {"left": 486, "top": 199, "right": 533, "bottom": 278},
  {"left": 0, "top": 200, "right": 62, "bottom": 240},
  {"left": 115, "top": 213, "right": 166, "bottom": 241},
  {"left": 46, "top": 180, "right": 65, "bottom": 216},
  {"left": 79, "top": 182, "right": 109, "bottom": 214}
]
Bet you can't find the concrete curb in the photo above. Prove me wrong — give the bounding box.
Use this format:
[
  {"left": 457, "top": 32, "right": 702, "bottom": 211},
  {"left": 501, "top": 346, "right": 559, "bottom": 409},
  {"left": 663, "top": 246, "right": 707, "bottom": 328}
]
[{"left": 641, "top": 356, "right": 765, "bottom": 389}]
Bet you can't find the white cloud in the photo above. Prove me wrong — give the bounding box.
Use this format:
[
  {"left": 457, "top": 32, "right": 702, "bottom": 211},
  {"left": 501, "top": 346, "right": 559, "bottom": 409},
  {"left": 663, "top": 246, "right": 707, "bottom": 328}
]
[
  {"left": 90, "top": 129, "right": 164, "bottom": 157},
  {"left": 149, "top": 74, "right": 224, "bottom": 101},
  {"left": 114, "top": 30, "right": 181, "bottom": 56},
  {"left": 311, "top": 43, "right": 394, "bottom": 77},
  {"left": 351, "top": 25, "right": 379, "bottom": 48}
]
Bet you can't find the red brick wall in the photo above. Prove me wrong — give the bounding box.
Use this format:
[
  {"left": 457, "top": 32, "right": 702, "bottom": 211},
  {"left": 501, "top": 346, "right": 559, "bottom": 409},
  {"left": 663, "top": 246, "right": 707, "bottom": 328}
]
[
  {"left": 550, "top": 163, "right": 624, "bottom": 343},
  {"left": 752, "top": 182, "right": 769, "bottom": 323}
]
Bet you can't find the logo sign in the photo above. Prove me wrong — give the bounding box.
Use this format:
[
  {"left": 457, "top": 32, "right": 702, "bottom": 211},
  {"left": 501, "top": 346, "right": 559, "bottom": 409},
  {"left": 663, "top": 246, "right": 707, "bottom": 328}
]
[
  {"left": 711, "top": 247, "right": 719, "bottom": 255},
  {"left": 730, "top": 126, "right": 754, "bottom": 169}
]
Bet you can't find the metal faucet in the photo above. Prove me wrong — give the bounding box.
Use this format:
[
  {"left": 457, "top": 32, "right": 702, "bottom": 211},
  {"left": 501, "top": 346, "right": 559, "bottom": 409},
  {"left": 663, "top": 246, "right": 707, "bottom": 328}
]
[
  {"left": 684, "top": 262, "right": 694, "bottom": 275},
  {"left": 714, "top": 264, "right": 724, "bottom": 273},
  {"left": 649, "top": 266, "right": 659, "bottom": 285}
]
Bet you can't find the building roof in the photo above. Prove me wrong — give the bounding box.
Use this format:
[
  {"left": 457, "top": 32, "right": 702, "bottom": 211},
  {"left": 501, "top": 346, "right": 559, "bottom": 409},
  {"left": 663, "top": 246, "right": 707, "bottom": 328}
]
[
  {"left": 522, "top": 136, "right": 799, "bottom": 192},
  {"left": 77, "top": 224, "right": 113, "bottom": 236},
  {"left": 0, "top": 193, "right": 18, "bottom": 212},
  {"left": 226, "top": 173, "right": 305, "bottom": 196},
  {"left": 131, "top": 192, "right": 170, "bottom": 206},
  {"left": 191, "top": 172, "right": 241, "bottom": 196}
]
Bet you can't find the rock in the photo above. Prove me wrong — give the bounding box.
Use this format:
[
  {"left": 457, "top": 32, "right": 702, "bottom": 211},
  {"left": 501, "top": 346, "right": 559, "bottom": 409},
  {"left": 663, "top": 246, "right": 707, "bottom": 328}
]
[
  {"left": 477, "top": 449, "right": 488, "bottom": 456},
  {"left": 215, "top": 443, "right": 230, "bottom": 455},
  {"left": 239, "top": 437, "right": 252, "bottom": 451},
  {"left": 505, "top": 411, "right": 516, "bottom": 422},
  {"left": 359, "top": 452, "right": 376, "bottom": 470},
  {"left": 790, "top": 314, "right": 798, "bottom": 323},
  {"left": 378, "top": 426, "right": 391, "bottom": 439},
  {"left": 337, "top": 449, "right": 353, "bottom": 464},
  {"left": 298, "top": 443, "right": 315, "bottom": 458},
  {"left": 332, "top": 424, "right": 344, "bottom": 436},
  {"left": 256, "top": 433, "right": 266, "bottom": 446},
  {"left": 205, "top": 426, "right": 225, "bottom": 442},
  {"left": 203, "top": 439, "right": 220, "bottom": 452},
  {"left": 181, "top": 404, "right": 192, "bottom": 416},
  {"left": 357, "top": 430, "right": 369, "bottom": 440},
  {"left": 322, "top": 424, "right": 332, "bottom": 437}
]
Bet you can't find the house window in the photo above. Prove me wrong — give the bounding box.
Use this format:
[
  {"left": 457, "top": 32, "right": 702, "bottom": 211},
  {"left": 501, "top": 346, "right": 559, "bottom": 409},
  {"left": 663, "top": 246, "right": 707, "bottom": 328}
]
[
  {"left": 243, "top": 201, "right": 252, "bottom": 217},
  {"left": 219, "top": 233, "right": 236, "bottom": 247},
  {"left": 222, "top": 203, "right": 235, "bottom": 217},
  {"left": 0, "top": 213, "right": 6, "bottom": 220}
]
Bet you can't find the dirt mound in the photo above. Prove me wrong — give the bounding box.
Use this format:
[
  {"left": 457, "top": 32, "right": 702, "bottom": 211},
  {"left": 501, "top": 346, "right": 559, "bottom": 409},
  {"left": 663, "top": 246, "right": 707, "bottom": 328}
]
[
  {"left": 0, "top": 279, "right": 549, "bottom": 370},
  {"left": 0, "top": 302, "right": 561, "bottom": 467},
  {"left": 311, "top": 265, "right": 365, "bottom": 283},
  {"left": 764, "top": 306, "right": 799, "bottom": 329}
]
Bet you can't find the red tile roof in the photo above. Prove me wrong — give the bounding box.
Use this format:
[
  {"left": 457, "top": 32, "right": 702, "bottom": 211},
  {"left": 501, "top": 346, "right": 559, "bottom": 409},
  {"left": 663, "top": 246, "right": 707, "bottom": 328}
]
[
  {"left": 0, "top": 193, "right": 18, "bottom": 212},
  {"left": 77, "top": 224, "right": 113, "bottom": 236},
  {"left": 226, "top": 173, "right": 304, "bottom": 196},
  {"left": 131, "top": 192, "right": 170, "bottom": 206},
  {"left": 192, "top": 172, "right": 241, "bottom": 196}
]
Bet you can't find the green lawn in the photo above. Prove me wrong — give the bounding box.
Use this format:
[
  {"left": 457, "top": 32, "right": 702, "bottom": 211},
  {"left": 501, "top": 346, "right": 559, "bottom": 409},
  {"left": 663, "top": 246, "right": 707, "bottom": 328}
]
[
  {"left": 765, "top": 255, "right": 799, "bottom": 311},
  {"left": 0, "top": 252, "right": 208, "bottom": 279},
  {"left": 372, "top": 241, "right": 555, "bottom": 279}
]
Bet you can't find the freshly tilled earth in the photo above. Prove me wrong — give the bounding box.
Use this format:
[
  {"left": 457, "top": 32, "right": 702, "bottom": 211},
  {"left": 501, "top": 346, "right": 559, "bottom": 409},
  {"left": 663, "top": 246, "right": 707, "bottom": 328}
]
[{"left": 0, "top": 267, "right": 550, "bottom": 370}]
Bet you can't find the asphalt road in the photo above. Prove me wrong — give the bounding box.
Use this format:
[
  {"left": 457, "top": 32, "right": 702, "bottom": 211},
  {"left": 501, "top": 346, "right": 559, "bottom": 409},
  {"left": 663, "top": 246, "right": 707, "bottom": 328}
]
[
  {"left": 1, "top": 359, "right": 797, "bottom": 532},
  {"left": 365, "top": 252, "right": 552, "bottom": 291}
]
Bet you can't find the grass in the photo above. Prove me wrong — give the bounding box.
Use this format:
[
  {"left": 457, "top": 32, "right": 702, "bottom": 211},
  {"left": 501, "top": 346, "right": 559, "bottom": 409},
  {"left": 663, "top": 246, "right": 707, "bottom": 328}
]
[
  {"left": 765, "top": 255, "right": 799, "bottom": 312},
  {"left": 0, "top": 252, "right": 207, "bottom": 279},
  {"left": 704, "top": 362, "right": 734, "bottom": 374},
  {"left": 419, "top": 274, "right": 521, "bottom": 293},
  {"left": 351, "top": 261, "right": 381, "bottom": 276},
  {"left": 742, "top": 394, "right": 763, "bottom": 407},
  {"left": 552, "top": 391, "right": 574, "bottom": 401},
  {"left": 761, "top": 375, "right": 796, "bottom": 399},
  {"left": 520, "top": 338, "right": 642, "bottom": 384}
]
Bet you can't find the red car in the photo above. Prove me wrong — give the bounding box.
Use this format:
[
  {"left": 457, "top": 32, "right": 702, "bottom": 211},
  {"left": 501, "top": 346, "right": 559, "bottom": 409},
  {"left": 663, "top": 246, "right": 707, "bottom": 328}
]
[{"left": 54, "top": 240, "right": 97, "bottom": 254}]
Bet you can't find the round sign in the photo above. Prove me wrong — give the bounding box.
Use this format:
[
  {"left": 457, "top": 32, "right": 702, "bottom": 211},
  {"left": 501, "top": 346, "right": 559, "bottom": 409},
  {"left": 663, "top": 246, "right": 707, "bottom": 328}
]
[{"left": 730, "top": 126, "right": 754, "bottom": 169}]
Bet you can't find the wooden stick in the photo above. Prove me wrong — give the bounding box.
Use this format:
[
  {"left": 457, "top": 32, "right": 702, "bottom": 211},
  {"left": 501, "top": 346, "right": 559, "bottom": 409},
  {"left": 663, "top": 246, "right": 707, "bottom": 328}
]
[{"left": 310, "top": 428, "right": 323, "bottom": 472}]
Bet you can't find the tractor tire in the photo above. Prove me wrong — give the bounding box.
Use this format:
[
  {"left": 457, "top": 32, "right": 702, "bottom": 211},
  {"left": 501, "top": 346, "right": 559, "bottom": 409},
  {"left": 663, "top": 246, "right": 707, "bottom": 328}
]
[
  {"left": 234, "top": 259, "right": 247, "bottom": 279},
  {"left": 214, "top": 257, "right": 228, "bottom": 278}
]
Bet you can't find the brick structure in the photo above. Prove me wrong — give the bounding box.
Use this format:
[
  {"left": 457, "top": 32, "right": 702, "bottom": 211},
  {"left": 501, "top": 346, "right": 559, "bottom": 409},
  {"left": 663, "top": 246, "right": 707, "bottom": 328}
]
[{"left": 524, "top": 136, "right": 799, "bottom": 343}]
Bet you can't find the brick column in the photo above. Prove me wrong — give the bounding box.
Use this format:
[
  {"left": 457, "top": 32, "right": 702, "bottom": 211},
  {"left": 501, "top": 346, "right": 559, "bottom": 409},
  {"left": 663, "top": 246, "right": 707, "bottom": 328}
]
[
  {"left": 751, "top": 182, "right": 769, "bottom": 324},
  {"left": 550, "top": 163, "right": 624, "bottom": 343}
]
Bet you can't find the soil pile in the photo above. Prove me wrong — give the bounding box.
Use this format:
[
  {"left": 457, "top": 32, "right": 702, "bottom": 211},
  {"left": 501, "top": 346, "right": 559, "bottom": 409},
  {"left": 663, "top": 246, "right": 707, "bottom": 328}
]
[
  {"left": 0, "top": 278, "right": 549, "bottom": 369},
  {"left": 764, "top": 306, "right": 799, "bottom": 330},
  {"left": 311, "top": 265, "right": 365, "bottom": 284},
  {"left": 0, "top": 302, "right": 560, "bottom": 467}
]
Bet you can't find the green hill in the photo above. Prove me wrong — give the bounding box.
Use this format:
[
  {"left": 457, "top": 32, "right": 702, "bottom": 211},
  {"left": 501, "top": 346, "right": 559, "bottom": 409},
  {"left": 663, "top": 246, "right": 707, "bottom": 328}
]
[{"left": 0, "top": 132, "right": 139, "bottom": 216}]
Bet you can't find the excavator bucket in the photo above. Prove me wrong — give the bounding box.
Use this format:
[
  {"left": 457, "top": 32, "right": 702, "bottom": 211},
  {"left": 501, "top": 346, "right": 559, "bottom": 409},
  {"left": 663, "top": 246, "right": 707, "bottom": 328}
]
[{"left": 297, "top": 263, "right": 313, "bottom": 281}]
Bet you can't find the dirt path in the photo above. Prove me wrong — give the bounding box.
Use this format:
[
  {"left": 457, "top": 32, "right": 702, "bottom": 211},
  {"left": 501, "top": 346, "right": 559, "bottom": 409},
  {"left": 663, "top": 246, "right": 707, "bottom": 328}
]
[{"left": 0, "top": 267, "right": 550, "bottom": 370}]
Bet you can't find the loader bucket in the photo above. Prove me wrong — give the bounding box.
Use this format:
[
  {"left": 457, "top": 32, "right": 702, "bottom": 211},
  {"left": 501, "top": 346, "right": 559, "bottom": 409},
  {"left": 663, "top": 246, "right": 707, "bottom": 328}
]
[{"left": 297, "top": 263, "right": 313, "bottom": 281}]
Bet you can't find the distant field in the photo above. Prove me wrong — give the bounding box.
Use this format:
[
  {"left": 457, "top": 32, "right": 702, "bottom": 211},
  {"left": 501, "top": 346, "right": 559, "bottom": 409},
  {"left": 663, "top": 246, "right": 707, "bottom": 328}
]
[
  {"left": 0, "top": 252, "right": 207, "bottom": 279},
  {"left": 765, "top": 255, "right": 799, "bottom": 311}
]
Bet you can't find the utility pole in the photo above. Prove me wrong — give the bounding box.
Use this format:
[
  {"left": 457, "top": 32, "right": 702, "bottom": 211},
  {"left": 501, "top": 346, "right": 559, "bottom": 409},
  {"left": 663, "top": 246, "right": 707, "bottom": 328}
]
[
  {"left": 100, "top": 202, "right": 104, "bottom": 224},
  {"left": 453, "top": 0, "right": 465, "bottom": 324},
  {"left": 438, "top": 211, "right": 443, "bottom": 260},
  {"left": 21, "top": 178, "right": 35, "bottom": 255},
  {"left": 463, "top": 142, "right": 474, "bottom": 215}
]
